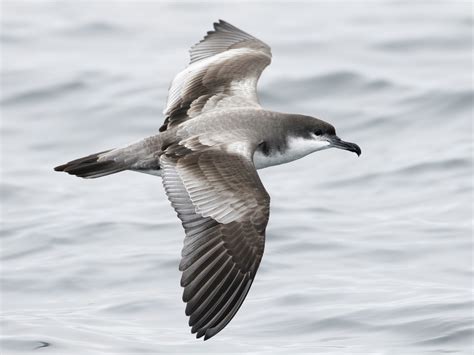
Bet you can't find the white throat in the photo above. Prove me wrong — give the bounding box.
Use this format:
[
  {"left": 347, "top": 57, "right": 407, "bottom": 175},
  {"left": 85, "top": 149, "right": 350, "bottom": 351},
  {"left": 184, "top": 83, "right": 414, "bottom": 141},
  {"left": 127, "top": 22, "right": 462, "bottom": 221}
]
[{"left": 253, "top": 136, "right": 330, "bottom": 169}]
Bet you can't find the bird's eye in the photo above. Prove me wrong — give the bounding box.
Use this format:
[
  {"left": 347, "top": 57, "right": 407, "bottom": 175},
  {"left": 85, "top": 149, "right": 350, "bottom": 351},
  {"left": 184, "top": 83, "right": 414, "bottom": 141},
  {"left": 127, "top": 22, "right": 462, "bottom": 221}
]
[{"left": 314, "top": 130, "right": 322, "bottom": 136}]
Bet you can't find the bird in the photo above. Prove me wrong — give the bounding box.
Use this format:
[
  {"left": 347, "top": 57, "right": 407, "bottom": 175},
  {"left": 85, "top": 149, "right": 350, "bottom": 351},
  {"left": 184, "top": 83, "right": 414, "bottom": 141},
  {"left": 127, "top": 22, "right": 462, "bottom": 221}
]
[{"left": 55, "top": 20, "right": 361, "bottom": 340}]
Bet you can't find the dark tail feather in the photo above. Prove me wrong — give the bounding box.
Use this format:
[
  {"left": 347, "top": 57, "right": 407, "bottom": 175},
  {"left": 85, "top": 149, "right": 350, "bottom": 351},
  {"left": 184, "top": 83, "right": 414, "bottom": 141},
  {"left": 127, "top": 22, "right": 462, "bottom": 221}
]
[{"left": 54, "top": 150, "right": 126, "bottom": 179}]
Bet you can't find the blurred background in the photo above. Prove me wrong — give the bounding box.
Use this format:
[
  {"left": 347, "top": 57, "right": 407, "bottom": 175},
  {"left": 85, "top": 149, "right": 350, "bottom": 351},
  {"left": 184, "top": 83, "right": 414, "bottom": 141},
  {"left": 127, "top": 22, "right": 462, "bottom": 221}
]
[{"left": 1, "top": 1, "right": 472, "bottom": 354}]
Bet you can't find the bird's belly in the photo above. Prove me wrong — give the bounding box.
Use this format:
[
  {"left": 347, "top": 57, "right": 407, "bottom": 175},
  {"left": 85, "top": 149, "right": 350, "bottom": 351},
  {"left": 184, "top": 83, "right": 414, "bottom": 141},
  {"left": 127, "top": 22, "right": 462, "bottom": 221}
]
[
  {"left": 253, "top": 136, "right": 329, "bottom": 169},
  {"left": 253, "top": 150, "right": 291, "bottom": 169},
  {"left": 253, "top": 149, "right": 311, "bottom": 169}
]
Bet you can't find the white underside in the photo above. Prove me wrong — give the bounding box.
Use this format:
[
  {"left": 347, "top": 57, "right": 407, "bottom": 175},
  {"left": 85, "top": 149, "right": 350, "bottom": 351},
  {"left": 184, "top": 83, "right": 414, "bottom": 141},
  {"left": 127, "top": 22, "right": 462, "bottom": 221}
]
[
  {"left": 133, "top": 137, "right": 329, "bottom": 176},
  {"left": 253, "top": 136, "right": 330, "bottom": 169}
]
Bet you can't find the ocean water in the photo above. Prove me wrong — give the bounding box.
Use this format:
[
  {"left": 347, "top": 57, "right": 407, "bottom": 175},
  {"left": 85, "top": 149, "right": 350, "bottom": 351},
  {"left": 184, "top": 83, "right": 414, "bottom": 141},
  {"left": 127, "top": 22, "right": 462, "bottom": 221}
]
[{"left": 1, "top": 1, "right": 472, "bottom": 354}]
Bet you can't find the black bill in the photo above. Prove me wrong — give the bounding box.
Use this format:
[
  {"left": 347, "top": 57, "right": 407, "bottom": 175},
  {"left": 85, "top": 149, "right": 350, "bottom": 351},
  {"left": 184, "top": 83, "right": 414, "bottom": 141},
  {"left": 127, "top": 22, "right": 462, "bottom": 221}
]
[{"left": 329, "top": 136, "right": 362, "bottom": 156}]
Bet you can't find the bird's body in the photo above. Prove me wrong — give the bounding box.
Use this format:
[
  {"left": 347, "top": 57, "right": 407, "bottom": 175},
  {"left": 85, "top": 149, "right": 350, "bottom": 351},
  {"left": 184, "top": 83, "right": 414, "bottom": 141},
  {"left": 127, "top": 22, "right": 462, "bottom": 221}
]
[{"left": 55, "top": 20, "right": 361, "bottom": 340}]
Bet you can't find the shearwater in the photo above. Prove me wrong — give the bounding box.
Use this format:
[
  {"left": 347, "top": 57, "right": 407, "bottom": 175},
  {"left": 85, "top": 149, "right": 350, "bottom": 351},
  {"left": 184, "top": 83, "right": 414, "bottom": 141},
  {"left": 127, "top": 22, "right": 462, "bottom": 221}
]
[{"left": 55, "top": 20, "right": 361, "bottom": 340}]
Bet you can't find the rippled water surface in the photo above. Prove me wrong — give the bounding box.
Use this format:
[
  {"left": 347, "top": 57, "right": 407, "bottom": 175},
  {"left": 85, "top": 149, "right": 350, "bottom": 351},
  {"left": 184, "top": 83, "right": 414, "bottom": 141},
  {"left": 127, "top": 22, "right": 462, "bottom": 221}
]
[{"left": 1, "top": 1, "right": 473, "bottom": 354}]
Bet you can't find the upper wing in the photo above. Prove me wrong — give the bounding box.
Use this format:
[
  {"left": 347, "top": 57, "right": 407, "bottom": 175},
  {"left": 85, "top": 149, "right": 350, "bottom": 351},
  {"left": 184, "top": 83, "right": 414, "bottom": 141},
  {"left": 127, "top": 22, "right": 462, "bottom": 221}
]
[
  {"left": 160, "top": 142, "right": 270, "bottom": 340},
  {"left": 159, "top": 20, "right": 272, "bottom": 132}
]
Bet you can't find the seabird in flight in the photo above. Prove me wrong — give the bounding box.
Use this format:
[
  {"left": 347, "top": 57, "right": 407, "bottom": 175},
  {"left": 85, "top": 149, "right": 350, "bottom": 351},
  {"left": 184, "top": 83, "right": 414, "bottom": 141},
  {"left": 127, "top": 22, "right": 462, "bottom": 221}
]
[{"left": 55, "top": 20, "right": 361, "bottom": 340}]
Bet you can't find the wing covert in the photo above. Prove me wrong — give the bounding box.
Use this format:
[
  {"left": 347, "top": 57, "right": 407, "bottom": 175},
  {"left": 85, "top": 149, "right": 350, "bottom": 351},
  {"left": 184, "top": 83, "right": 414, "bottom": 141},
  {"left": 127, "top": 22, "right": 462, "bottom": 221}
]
[
  {"left": 160, "top": 143, "right": 270, "bottom": 339},
  {"left": 160, "top": 20, "right": 272, "bottom": 132}
]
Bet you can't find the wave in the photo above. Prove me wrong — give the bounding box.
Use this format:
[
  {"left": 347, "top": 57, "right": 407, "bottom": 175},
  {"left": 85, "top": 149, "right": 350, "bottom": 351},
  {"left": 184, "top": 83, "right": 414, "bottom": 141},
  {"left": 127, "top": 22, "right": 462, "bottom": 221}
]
[
  {"left": 397, "top": 89, "right": 474, "bottom": 116},
  {"left": 263, "top": 70, "right": 402, "bottom": 103},
  {"left": 323, "top": 157, "right": 471, "bottom": 188},
  {"left": 374, "top": 35, "right": 471, "bottom": 52},
  {"left": 61, "top": 21, "right": 125, "bottom": 36},
  {"left": 2, "top": 80, "right": 87, "bottom": 106}
]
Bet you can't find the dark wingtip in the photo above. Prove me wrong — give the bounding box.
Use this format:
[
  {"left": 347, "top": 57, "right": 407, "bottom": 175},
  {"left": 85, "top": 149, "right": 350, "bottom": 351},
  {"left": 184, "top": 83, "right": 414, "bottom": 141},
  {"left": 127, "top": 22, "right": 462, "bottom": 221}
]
[{"left": 195, "top": 329, "right": 205, "bottom": 339}]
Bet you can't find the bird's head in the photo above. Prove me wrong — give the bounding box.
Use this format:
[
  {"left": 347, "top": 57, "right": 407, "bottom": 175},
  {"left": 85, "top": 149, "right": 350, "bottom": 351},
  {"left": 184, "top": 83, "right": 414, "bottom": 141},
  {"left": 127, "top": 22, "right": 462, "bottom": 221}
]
[{"left": 290, "top": 115, "right": 362, "bottom": 157}]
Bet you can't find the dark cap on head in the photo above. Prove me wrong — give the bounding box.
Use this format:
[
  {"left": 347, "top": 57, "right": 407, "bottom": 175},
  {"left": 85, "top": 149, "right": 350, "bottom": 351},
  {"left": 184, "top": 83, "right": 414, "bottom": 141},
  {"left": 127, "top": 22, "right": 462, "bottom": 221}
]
[
  {"left": 288, "top": 114, "right": 361, "bottom": 156},
  {"left": 288, "top": 114, "right": 336, "bottom": 139}
]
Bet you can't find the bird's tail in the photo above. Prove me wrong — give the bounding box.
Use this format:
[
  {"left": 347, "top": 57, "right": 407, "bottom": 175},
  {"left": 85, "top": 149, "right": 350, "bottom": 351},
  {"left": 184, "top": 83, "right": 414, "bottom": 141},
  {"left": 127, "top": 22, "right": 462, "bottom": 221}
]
[{"left": 54, "top": 149, "right": 127, "bottom": 179}]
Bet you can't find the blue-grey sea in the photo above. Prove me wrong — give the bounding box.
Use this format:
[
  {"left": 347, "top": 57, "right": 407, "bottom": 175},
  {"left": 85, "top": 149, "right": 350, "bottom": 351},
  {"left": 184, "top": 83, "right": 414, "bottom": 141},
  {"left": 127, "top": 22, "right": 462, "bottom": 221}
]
[{"left": 1, "top": 1, "right": 473, "bottom": 354}]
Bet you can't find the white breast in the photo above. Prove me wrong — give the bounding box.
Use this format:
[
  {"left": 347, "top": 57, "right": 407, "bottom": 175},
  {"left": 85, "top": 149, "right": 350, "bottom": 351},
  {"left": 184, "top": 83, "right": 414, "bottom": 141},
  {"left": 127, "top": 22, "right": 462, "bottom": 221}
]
[{"left": 253, "top": 136, "right": 330, "bottom": 169}]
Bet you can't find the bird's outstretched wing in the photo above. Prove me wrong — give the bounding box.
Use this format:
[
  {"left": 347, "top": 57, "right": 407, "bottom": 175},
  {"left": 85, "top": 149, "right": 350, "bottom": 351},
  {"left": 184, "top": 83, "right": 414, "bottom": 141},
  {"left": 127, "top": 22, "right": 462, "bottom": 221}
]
[
  {"left": 159, "top": 20, "right": 272, "bottom": 132},
  {"left": 160, "top": 141, "right": 270, "bottom": 340}
]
